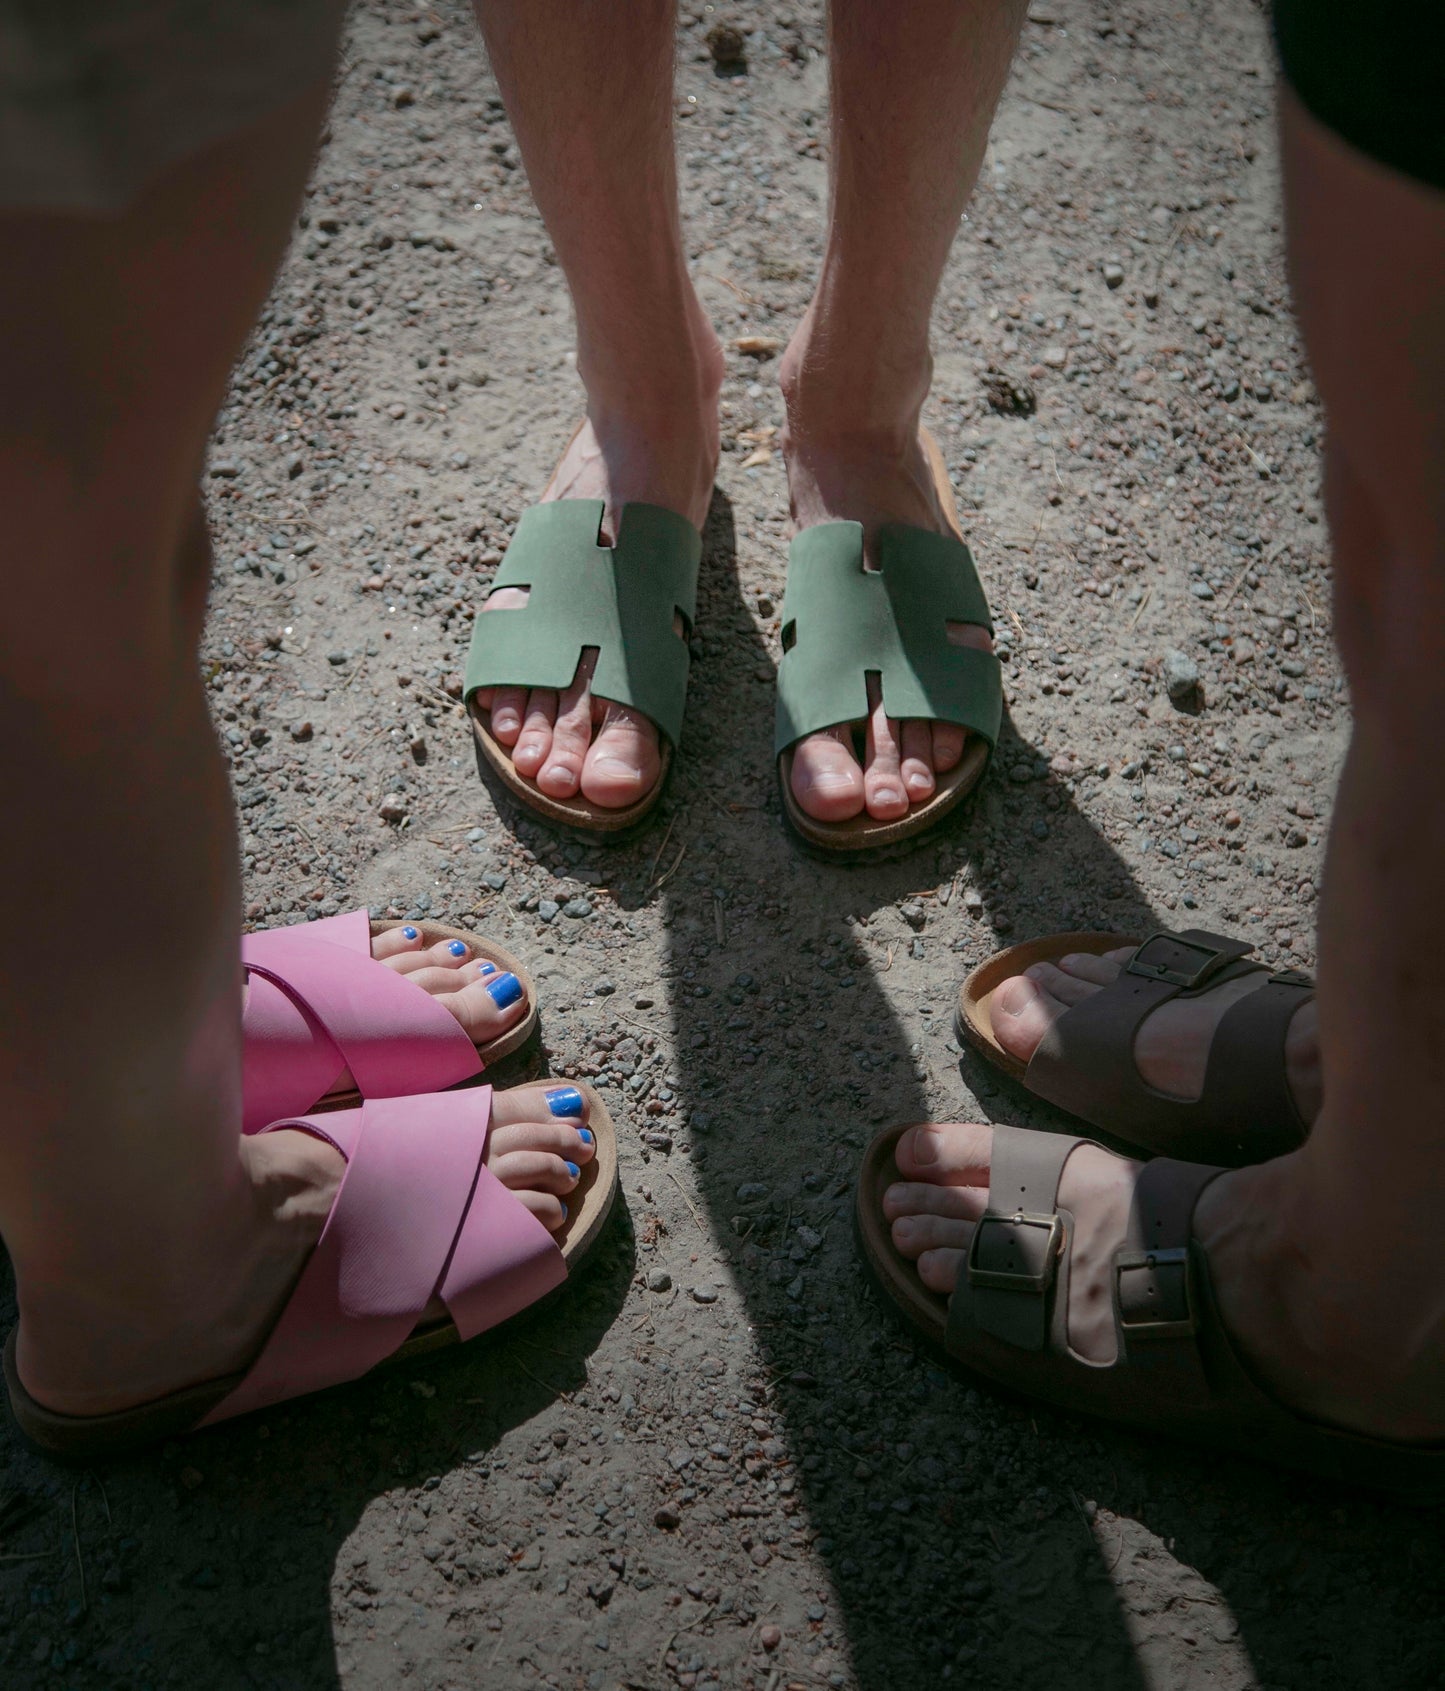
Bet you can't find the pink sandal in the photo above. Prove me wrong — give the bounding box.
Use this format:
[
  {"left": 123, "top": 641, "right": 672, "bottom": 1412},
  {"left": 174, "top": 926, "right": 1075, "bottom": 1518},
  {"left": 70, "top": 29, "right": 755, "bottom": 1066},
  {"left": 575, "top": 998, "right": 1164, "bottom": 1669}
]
[
  {"left": 241, "top": 910, "right": 538, "bottom": 1133},
  {"left": 4, "top": 1082, "right": 617, "bottom": 1460}
]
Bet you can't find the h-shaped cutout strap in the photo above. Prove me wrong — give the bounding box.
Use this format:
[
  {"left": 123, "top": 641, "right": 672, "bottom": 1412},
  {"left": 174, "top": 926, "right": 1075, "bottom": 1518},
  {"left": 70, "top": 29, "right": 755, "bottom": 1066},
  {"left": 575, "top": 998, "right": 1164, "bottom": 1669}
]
[
  {"left": 773, "top": 521, "right": 1002, "bottom": 757},
  {"left": 464, "top": 499, "right": 701, "bottom": 747}
]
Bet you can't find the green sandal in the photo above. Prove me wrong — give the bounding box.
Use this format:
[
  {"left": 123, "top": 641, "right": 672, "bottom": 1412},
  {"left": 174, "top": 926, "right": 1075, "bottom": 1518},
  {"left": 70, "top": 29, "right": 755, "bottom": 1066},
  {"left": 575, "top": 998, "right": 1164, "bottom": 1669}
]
[
  {"left": 774, "top": 433, "right": 1002, "bottom": 854},
  {"left": 464, "top": 496, "right": 701, "bottom": 833}
]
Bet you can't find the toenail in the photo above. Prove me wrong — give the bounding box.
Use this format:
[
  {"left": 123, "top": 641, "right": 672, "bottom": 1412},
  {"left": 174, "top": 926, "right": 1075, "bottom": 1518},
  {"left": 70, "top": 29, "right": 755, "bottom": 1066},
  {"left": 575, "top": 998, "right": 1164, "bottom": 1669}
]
[
  {"left": 402, "top": 925, "right": 419, "bottom": 940},
  {"left": 565, "top": 1161, "right": 580, "bottom": 1180},
  {"left": 906, "top": 1126, "right": 941, "bottom": 1165},
  {"left": 873, "top": 787, "right": 901, "bottom": 806},
  {"left": 593, "top": 755, "right": 643, "bottom": 779},
  {"left": 578, "top": 1127, "right": 594, "bottom": 1146},
  {"left": 544, "top": 764, "right": 572, "bottom": 784},
  {"left": 448, "top": 939, "right": 468, "bottom": 957},
  {"left": 559, "top": 1200, "right": 569, "bottom": 1222},
  {"left": 486, "top": 972, "right": 524, "bottom": 1009},
  {"left": 907, "top": 771, "right": 930, "bottom": 790},
  {"left": 546, "top": 1086, "right": 585, "bottom": 1118},
  {"left": 477, "top": 961, "right": 497, "bottom": 977}
]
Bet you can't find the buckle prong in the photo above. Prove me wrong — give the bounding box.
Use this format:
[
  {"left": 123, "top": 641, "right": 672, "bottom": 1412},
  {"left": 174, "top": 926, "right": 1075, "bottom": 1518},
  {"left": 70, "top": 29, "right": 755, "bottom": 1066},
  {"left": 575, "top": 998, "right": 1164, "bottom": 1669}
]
[{"left": 966, "top": 1210, "right": 1063, "bottom": 1294}]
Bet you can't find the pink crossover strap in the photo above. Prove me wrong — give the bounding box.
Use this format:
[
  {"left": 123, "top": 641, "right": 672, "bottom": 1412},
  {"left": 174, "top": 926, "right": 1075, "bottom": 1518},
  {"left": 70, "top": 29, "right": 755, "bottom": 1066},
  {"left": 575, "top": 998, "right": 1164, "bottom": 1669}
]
[
  {"left": 202, "top": 1088, "right": 565, "bottom": 1425},
  {"left": 240, "top": 911, "right": 483, "bottom": 1133}
]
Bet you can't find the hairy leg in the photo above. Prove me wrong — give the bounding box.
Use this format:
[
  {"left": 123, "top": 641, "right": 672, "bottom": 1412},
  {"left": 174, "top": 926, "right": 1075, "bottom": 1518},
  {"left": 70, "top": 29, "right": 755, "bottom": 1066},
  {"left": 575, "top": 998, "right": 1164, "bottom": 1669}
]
[
  {"left": 780, "top": 0, "right": 1026, "bottom": 822},
  {"left": 470, "top": 0, "right": 721, "bottom": 808}
]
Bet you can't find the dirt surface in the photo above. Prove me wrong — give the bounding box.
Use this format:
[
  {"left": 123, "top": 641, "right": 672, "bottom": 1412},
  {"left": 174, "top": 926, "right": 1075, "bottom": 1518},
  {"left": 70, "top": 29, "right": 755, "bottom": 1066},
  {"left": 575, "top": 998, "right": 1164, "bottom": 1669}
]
[{"left": 3, "top": 2, "right": 1443, "bottom": 1688}]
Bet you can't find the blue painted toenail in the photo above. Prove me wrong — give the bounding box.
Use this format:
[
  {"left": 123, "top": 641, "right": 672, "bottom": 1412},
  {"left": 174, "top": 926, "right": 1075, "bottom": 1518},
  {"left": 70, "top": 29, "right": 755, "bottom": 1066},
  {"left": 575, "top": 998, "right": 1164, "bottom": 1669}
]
[
  {"left": 546, "top": 1086, "right": 585, "bottom": 1118},
  {"left": 448, "top": 939, "right": 468, "bottom": 957},
  {"left": 565, "top": 1161, "right": 580, "bottom": 1180},
  {"left": 402, "top": 926, "right": 419, "bottom": 940},
  {"left": 477, "top": 961, "right": 497, "bottom": 976},
  {"left": 486, "top": 972, "right": 523, "bottom": 1009},
  {"left": 559, "top": 1201, "right": 569, "bottom": 1222},
  {"left": 578, "top": 1127, "right": 594, "bottom": 1147}
]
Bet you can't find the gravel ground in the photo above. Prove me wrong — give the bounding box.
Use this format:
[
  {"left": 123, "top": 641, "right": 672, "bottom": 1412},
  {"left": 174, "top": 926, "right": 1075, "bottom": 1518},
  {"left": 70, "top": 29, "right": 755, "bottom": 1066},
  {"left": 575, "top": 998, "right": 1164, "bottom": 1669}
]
[{"left": 4, "top": 3, "right": 1443, "bottom": 1689}]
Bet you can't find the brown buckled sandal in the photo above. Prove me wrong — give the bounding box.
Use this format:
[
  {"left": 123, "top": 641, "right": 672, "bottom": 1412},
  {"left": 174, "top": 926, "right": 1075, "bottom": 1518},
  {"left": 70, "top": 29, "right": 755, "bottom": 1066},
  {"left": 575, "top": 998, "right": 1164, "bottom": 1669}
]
[
  {"left": 856, "top": 1121, "right": 1445, "bottom": 1499},
  {"left": 956, "top": 927, "right": 1314, "bottom": 1166}
]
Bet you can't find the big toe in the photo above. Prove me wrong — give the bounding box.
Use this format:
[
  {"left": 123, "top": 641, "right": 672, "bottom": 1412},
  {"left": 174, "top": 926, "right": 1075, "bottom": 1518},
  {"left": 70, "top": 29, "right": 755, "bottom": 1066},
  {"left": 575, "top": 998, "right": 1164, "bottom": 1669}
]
[
  {"left": 790, "top": 727, "right": 866, "bottom": 821},
  {"left": 581, "top": 704, "right": 662, "bottom": 809},
  {"left": 989, "top": 971, "right": 1069, "bottom": 1066}
]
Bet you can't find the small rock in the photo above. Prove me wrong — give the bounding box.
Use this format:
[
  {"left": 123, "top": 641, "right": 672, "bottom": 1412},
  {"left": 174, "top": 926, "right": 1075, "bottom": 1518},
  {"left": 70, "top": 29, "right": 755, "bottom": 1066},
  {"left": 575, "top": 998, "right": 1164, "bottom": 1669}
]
[
  {"left": 285, "top": 452, "right": 304, "bottom": 479},
  {"left": 706, "top": 21, "right": 747, "bottom": 70},
  {"left": 594, "top": 979, "right": 617, "bottom": 995},
  {"left": 290, "top": 719, "right": 313, "bottom": 742},
  {"left": 899, "top": 902, "right": 926, "bottom": 931},
  {"left": 209, "top": 459, "right": 241, "bottom": 479},
  {"left": 692, "top": 1284, "right": 719, "bottom": 1304},
  {"left": 1162, "top": 648, "right": 1201, "bottom": 706},
  {"left": 736, "top": 1182, "right": 770, "bottom": 1203},
  {"left": 378, "top": 795, "right": 407, "bottom": 823},
  {"left": 327, "top": 649, "right": 349, "bottom": 666},
  {"left": 654, "top": 1506, "right": 681, "bottom": 1530},
  {"left": 1102, "top": 260, "right": 1125, "bottom": 288},
  {"left": 761, "top": 1624, "right": 782, "bottom": 1651},
  {"left": 537, "top": 898, "right": 560, "bottom": 924},
  {"left": 483, "top": 871, "right": 508, "bottom": 890},
  {"left": 562, "top": 896, "right": 593, "bottom": 919},
  {"left": 409, "top": 734, "right": 427, "bottom": 764},
  {"left": 180, "top": 1466, "right": 204, "bottom": 1490},
  {"left": 647, "top": 1269, "right": 672, "bottom": 1292}
]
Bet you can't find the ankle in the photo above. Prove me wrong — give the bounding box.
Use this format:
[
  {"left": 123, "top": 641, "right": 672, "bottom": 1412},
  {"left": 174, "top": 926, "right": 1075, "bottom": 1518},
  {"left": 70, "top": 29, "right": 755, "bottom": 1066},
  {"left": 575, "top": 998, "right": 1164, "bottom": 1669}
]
[
  {"left": 576, "top": 299, "right": 724, "bottom": 427},
  {"left": 779, "top": 306, "right": 932, "bottom": 447}
]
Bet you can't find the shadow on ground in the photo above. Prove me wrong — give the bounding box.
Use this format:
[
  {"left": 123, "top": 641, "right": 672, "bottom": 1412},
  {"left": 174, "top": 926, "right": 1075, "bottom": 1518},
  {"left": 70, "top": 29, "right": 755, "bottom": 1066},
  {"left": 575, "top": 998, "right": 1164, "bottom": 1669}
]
[
  {"left": 653, "top": 496, "right": 1445, "bottom": 1690},
  {"left": 0, "top": 1206, "right": 636, "bottom": 1691}
]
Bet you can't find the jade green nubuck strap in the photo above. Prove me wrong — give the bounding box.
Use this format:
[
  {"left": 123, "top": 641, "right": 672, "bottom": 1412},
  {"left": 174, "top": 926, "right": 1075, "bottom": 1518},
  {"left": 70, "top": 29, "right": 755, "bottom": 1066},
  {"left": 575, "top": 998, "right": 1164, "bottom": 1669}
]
[
  {"left": 464, "top": 500, "right": 701, "bottom": 746},
  {"left": 773, "top": 522, "right": 1002, "bottom": 758}
]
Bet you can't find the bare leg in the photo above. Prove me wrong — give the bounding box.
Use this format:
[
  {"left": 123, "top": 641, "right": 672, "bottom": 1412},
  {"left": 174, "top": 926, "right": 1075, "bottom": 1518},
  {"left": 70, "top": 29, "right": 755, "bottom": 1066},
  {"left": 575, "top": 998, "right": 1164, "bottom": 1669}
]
[
  {"left": 1, "top": 94, "right": 595, "bottom": 1417},
  {"left": 885, "top": 92, "right": 1445, "bottom": 1442},
  {"left": 470, "top": 0, "right": 722, "bottom": 810},
  {"left": 780, "top": 0, "right": 1026, "bottom": 823}
]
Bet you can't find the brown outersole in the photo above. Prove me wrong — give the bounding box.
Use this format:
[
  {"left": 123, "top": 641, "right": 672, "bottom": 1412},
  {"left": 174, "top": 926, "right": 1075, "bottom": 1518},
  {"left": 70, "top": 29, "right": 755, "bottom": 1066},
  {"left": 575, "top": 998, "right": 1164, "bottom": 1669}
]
[
  {"left": 3, "top": 1085, "right": 619, "bottom": 1462},
  {"left": 777, "top": 428, "right": 995, "bottom": 857}
]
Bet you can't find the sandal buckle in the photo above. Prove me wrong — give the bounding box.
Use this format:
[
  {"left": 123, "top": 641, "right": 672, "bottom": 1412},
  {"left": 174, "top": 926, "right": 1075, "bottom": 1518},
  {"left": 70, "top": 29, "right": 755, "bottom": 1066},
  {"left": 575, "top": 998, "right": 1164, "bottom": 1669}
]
[
  {"left": 1271, "top": 968, "right": 1314, "bottom": 987},
  {"left": 967, "top": 1210, "right": 1064, "bottom": 1294},
  {"left": 1125, "top": 933, "right": 1227, "bottom": 991},
  {"left": 1114, "top": 1246, "right": 1196, "bottom": 1338}
]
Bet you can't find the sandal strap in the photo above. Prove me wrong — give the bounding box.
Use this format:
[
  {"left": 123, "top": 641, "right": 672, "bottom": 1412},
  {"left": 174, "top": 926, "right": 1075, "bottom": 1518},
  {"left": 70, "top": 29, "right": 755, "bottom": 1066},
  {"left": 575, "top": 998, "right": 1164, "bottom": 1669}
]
[
  {"left": 949, "top": 1127, "right": 1220, "bottom": 1403},
  {"left": 463, "top": 499, "right": 700, "bottom": 746},
  {"left": 240, "top": 911, "right": 482, "bottom": 1132},
  {"left": 202, "top": 1089, "right": 564, "bottom": 1425},
  {"left": 1023, "top": 928, "right": 1308, "bottom": 1157},
  {"left": 773, "top": 522, "right": 1002, "bottom": 757}
]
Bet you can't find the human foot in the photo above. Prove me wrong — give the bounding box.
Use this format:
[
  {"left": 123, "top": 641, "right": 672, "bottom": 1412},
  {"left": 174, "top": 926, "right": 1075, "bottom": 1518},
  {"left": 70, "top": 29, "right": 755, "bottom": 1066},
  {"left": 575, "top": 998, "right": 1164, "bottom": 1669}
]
[
  {"left": 472, "top": 350, "right": 722, "bottom": 811},
  {"left": 778, "top": 341, "right": 993, "bottom": 825},
  {"left": 884, "top": 1122, "right": 1444, "bottom": 1444},
  {"left": 14, "top": 1081, "right": 597, "bottom": 1419},
  {"left": 991, "top": 946, "right": 1322, "bottom": 1125}
]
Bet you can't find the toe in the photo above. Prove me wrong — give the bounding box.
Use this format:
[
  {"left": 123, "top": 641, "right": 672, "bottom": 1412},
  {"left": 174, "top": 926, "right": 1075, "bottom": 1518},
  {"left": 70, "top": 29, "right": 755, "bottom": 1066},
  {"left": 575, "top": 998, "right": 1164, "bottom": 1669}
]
[
  {"left": 892, "top": 1122, "right": 994, "bottom": 1185},
  {"left": 488, "top": 685, "right": 529, "bottom": 744},
  {"left": 434, "top": 967, "right": 529, "bottom": 1039},
  {"left": 1021, "top": 960, "right": 1098, "bottom": 1007},
  {"left": 931, "top": 720, "right": 968, "bottom": 775},
  {"left": 916, "top": 1247, "right": 967, "bottom": 1295},
  {"left": 535, "top": 665, "right": 593, "bottom": 799},
  {"left": 862, "top": 684, "right": 909, "bottom": 821},
  {"left": 889, "top": 1211, "right": 977, "bottom": 1260},
  {"left": 899, "top": 719, "right": 935, "bottom": 805},
  {"left": 1057, "top": 951, "right": 1125, "bottom": 986},
  {"left": 385, "top": 936, "right": 476, "bottom": 977},
  {"left": 487, "top": 1148, "right": 583, "bottom": 1197},
  {"left": 372, "top": 923, "right": 429, "bottom": 961},
  {"left": 511, "top": 1190, "right": 570, "bottom": 1232},
  {"left": 511, "top": 690, "right": 559, "bottom": 778},
  {"left": 582, "top": 701, "right": 662, "bottom": 809},
  {"left": 989, "top": 970, "right": 1073, "bottom": 1065},
  {"left": 486, "top": 1118, "right": 595, "bottom": 1167},
  {"left": 790, "top": 726, "right": 866, "bottom": 822},
  {"left": 882, "top": 1181, "right": 988, "bottom": 1224},
  {"left": 491, "top": 1082, "right": 592, "bottom": 1132}
]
